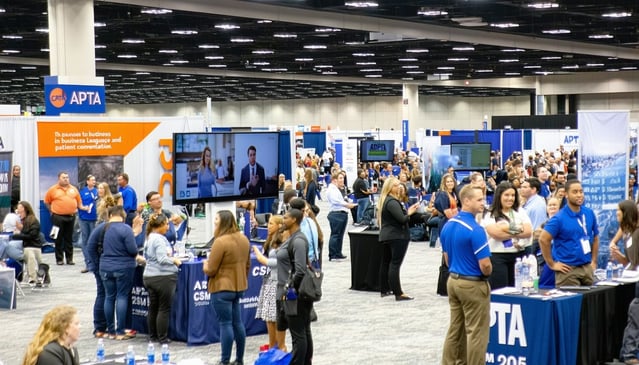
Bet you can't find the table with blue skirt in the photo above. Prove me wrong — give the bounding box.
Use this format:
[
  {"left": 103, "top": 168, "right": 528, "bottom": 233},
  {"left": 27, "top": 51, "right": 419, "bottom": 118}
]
[
  {"left": 487, "top": 282, "right": 636, "bottom": 365},
  {"left": 130, "top": 254, "right": 267, "bottom": 345}
]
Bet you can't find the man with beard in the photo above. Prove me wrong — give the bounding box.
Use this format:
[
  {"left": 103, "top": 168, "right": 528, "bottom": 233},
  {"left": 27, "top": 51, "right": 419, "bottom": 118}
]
[{"left": 539, "top": 179, "right": 599, "bottom": 286}]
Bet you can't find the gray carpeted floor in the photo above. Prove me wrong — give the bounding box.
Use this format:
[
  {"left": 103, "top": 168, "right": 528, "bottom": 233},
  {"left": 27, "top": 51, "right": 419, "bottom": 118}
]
[{"left": 0, "top": 196, "right": 450, "bottom": 365}]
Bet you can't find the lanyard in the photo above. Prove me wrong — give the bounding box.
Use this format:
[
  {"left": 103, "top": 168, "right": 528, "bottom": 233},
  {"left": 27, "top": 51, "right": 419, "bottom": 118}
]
[{"left": 576, "top": 214, "right": 588, "bottom": 236}]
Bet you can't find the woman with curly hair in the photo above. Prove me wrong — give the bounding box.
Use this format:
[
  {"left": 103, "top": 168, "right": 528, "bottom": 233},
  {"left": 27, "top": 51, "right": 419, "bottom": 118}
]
[{"left": 22, "top": 305, "right": 80, "bottom": 365}]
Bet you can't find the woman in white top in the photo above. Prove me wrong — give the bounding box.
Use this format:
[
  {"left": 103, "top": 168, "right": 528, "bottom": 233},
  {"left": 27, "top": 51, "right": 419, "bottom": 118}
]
[{"left": 481, "top": 181, "right": 533, "bottom": 289}]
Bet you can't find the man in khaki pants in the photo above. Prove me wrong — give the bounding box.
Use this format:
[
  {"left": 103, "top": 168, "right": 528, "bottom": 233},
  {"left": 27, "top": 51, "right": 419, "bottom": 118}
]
[{"left": 440, "top": 185, "right": 493, "bottom": 365}]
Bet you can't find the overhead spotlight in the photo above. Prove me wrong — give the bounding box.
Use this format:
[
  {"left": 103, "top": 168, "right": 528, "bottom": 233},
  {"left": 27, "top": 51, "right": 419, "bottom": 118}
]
[{"left": 344, "top": 1, "right": 378, "bottom": 8}]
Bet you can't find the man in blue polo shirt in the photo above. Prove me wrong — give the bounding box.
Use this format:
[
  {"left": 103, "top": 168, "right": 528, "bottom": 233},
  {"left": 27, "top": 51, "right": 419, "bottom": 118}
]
[
  {"left": 117, "top": 173, "right": 138, "bottom": 226},
  {"left": 441, "top": 185, "right": 492, "bottom": 365},
  {"left": 539, "top": 179, "right": 599, "bottom": 286}
]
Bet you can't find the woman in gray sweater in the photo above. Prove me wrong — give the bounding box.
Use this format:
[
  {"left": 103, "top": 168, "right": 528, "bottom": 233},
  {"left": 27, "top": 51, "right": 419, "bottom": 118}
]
[{"left": 143, "top": 213, "right": 182, "bottom": 344}]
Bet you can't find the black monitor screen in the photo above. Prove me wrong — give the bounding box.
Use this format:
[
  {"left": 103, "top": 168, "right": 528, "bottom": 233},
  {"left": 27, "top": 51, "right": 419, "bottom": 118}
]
[
  {"left": 449, "top": 143, "right": 491, "bottom": 171},
  {"left": 173, "top": 132, "right": 280, "bottom": 204},
  {"left": 360, "top": 139, "right": 395, "bottom": 162}
]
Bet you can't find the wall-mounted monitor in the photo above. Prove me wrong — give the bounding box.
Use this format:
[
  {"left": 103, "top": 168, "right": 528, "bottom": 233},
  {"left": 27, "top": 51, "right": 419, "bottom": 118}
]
[
  {"left": 360, "top": 139, "right": 395, "bottom": 162},
  {"left": 172, "top": 132, "right": 280, "bottom": 205},
  {"left": 449, "top": 143, "right": 491, "bottom": 171}
]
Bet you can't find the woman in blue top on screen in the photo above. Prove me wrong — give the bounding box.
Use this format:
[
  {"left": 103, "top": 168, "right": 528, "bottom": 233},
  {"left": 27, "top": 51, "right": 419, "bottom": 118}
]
[{"left": 198, "top": 146, "right": 217, "bottom": 198}]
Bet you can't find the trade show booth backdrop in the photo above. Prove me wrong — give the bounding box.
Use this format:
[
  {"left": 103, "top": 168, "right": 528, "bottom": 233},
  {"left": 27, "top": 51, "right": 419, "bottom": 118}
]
[{"left": 0, "top": 116, "right": 294, "bottom": 239}]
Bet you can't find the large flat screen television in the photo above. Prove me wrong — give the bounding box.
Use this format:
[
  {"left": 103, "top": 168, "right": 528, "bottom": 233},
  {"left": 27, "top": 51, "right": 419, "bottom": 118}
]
[
  {"left": 449, "top": 143, "right": 491, "bottom": 171},
  {"left": 173, "top": 131, "right": 280, "bottom": 204},
  {"left": 360, "top": 139, "right": 395, "bottom": 162}
]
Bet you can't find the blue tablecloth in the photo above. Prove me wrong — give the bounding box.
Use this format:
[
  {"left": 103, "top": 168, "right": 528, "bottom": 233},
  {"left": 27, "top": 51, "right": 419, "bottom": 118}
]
[
  {"left": 130, "top": 255, "right": 267, "bottom": 345},
  {"left": 488, "top": 293, "right": 582, "bottom": 365}
]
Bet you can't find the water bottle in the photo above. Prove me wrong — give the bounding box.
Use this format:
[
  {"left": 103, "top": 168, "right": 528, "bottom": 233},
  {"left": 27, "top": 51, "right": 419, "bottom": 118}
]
[
  {"left": 126, "top": 345, "right": 135, "bottom": 365},
  {"left": 616, "top": 263, "right": 625, "bottom": 279},
  {"left": 239, "top": 214, "right": 246, "bottom": 235},
  {"left": 161, "top": 344, "right": 170, "bottom": 365},
  {"left": 606, "top": 261, "right": 614, "bottom": 281},
  {"left": 521, "top": 262, "right": 531, "bottom": 296},
  {"left": 96, "top": 338, "right": 105, "bottom": 363},
  {"left": 147, "top": 342, "right": 155, "bottom": 365},
  {"left": 514, "top": 257, "right": 523, "bottom": 292}
]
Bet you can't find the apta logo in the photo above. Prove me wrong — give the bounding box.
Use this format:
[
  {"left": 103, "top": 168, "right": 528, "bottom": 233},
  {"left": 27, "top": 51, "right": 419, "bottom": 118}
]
[{"left": 49, "top": 88, "right": 67, "bottom": 108}]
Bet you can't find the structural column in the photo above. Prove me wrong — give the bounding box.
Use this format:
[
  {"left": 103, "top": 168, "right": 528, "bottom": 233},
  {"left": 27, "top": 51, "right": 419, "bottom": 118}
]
[{"left": 402, "top": 84, "right": 419, "bottom": 149}]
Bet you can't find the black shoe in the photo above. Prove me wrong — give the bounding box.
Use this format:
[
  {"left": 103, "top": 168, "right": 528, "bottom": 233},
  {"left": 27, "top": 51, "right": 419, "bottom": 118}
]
[
  {"left": 336, "top": 255, "right": 347, "bottom": 260},
  {"left": 159, "top": 338, "right": 171, "bottom": 345},
  {"left": 56, "top": 261, "right": 64, "bottom": 265},
  {"left": 380, "top": 291, "right": 393, "bottom": 298},
  {"left": 66, "top": 261, "right": 75, "bottom": 265},
  {"left": 395, "top": 294, "right": 414, "bottom": 301}
]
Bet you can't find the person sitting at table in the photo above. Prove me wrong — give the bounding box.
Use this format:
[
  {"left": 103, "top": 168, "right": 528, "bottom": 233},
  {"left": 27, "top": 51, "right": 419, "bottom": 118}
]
[
  {"left": 610, "top": 200, "right": 639, "bottom": 269},
  {"left": 143, "top": 213, "right": 182, "bottom": 344},
  {"left": 203, "top": 210, "right": 250, "bottom": 365},
  {"left": 12, "top": 201, "right": 42, "bottom": 286},
  {"left": 480, "top": 181, "right": 533, "bottom": 290},
  {"left": 253, "top": 214, "right": 287, "bottom": 351},
  {"left": 22, "top": 305, "right": 81, "bottom": 365},
  {"left": 139, "top": 191, "right": 184, "bottom": 243}
]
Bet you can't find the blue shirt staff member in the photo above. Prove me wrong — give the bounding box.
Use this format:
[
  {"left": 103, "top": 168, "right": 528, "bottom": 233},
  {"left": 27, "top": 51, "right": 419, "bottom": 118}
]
[
  {"left": 441, "top": 185, "right": 492, "bottom": 365},
  {"left": 79, "top": 174, "right": 98, "bottom": 273},
  {"left": 117, "top": 173, "right": 138, "bottom": 226},
  {"left": 539, "top": 179, "right": 599, "bottom": 286}
]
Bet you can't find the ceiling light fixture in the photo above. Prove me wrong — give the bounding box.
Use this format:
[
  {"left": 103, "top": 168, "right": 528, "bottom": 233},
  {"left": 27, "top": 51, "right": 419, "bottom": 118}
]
[
  {"left": 295, "top": 58, "right": 314, "bottom": 61},
  {"left": 344, "top": 2, "right": 379, "bottom": 8},
  {"left": 35, "top": 28, "right": 49, "bottom": 33},
  {"left": 561, "top": 65, "right": 579, "bottom": 69},
  {"left": 589, "top": 34, "right": 614, "bottom": 39},
  {"left": 586, "top": 63, "right": 604, "bottom": 67},
  {"left": 141, "top": 8, "right": 172, "bottom": 15},
  {"left": 448, "top": 57, "right": 469, "bottom": 61},
  {"left": 171, "top": 30, "right": 198, "bottom": 35},
  {"left": 602, "top": 12, "right": 631, "bottom": 18},
  {"left": 95, "top": 57, "right": 105, "bottom": 61},
  {"left": 215, "top": 24, "right": 240, "bottom": 30},
  {"left": 541, "top": 56, "right": 562, "bottom": 60},
  {"left": 406, "top": 71, "right": 424, "bottom": 74},
  {"left": 406, "top": 49, "right": 429, "bottom": 53},
  {"left": 365, "top": 74, "right": 382, "bottom": 78},
  {"left": 2, "top": 50, "right": 19, "bottom": 54},
  {"left": 356, "top": 62, "right": 376, "bottom": 65},
  {"left": 622, "top": 67, "right": 638, "bottom": 70},
  {"left": 402, "top": 65, "right": 419, "bottom": 69},
  {"left": 417, "top": 8, "right": 448, "bottom": 16},
  {"left": 198, "top": 44, "right": 219, "bottom": 49},
  {"left": 94, "top": 22, "right": 106, "bottom": 27},
  {"left": 208, "top": 64, "right": 227, "bottom": 68},
  {"left": 95, "top": 44, "right": 106, "bottom": 49},
  {"left": 274, "top": 33, "right": 297, "bottom": 38},
  {"left": 499, "top": 59, "right": 519, "bottom": 63},
  {"left": 360, "top": 69, "right": 382, "bottom": 72},
  {"left": 158, "top": 49, "right": 178, "bottom": 53},
  {"left": 170, "top": 60, "right": 189, "bottom": 64},
  {"left": 262, "top": 68, "right": 287, "bottom": 72},
  {"left": 542, "top": 29, "right": 571, "bottom": 34},
  {"left": 254, "top": 62, "right": 270, "bottom": 66},
  {"left": 315, "top": 28, "right": 341, "bottom": 32},
  {"left": 475, "top": 69, "right": 494, "bottom": 73},
  {"left": 490, "top": 23, "right": 519, "bottom": 28},
  {"left": 322, "top": 71, "right": 338, "bottom": 75},
  {"left": 452, "top": 17, "right": 487, "bottom": 27},
  {"left": 122, "top": 39, "right": 145, "bottom": 44},
  {"left": 231, "top": 38, "right": 254, "bottom": 43},
  {"left": 117, "top": 54, "right": 137, "bottom": 58},
  {"left": 315, "top": 65, "right": 333, "bottom": 69},
  {"left": 502, "top": 48, "right": 525, "bottom": 52},
  {"left": 344, "top": 41, "right": 365, "bottom": 45},
  {"left": 205, "top": 56, "right": 224, "bottom": 60},
  {"left": 353, "top": 52, "right": 375, "bottom": 57},
  {"left": 505, "top": 72, "right": 521, "bottom": 76},
  {"left": 252, "top": 50, "right": 274, "bottom": 54},
  {"left": 257, "top": 20, "right": 272, "bottom": 24},
  {"left": 398, "top": 58, "right": 418, "bottom": 62},
  {"left": 523, "top": 65, "right": 542, "bottom": 69},
  {"left": 2, "top": 35, "right": 22, "bottom": 39},
  {"left": 527, "top": 3, "right": 559, "bottom": 9},
  {"left": 452, "top": 46, "right": 475, "bottom": 51},
  {"left": 304, "top": 45, "right": 326, "bottom": 49}
]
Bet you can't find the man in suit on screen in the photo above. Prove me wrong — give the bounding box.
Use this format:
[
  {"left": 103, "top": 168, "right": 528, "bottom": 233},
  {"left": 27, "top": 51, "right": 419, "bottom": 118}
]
[{"left": 239, "top": 145, "right": 265, "bottom": 196}]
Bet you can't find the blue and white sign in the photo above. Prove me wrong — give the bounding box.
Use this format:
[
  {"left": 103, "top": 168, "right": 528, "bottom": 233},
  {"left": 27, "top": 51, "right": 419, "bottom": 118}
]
[
  {"left": 579, "top": 110, "right": 629, "bottom": 266},
  {"left": 44, "top": 76, "right": 106, "bottom": 115}
]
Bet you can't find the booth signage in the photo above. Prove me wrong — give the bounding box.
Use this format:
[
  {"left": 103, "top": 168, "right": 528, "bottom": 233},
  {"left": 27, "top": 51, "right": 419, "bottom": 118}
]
[{"left": 44, "top": 78, "right": 106, "bottom": 115}]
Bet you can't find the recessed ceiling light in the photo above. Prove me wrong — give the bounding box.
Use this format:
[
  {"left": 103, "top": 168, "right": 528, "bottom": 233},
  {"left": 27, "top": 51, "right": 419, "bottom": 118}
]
[
  {"left": 2, "top": 50, "right": 19, "bottom": 54},
  {"left": 475, "top": 69, "right": 494, "bottom": 73},
  {"left": 35, "top": 28, "right": 49, "bottom": 33},
  {"left": 433, "top": 73, "right": 452, "bottom": 76},
  {"left": 561, "top": 65, "right": 579, "bottom": 69},
  {"left": 402, "top": 65, "right": 419, "bottom": 69},
  {"left": 262, "top": 68, "right": 287, "bottom": 72},
  {"left": 541, "top": 56, "right": 562, "bottom": 60},
  {"left": 527, "top": 3, "right": 559, "bottom": 9},
  {"left": 586, "top": 63, "right": 604, "bottom": 67},
  {"left": 274, "top": 33, "right": 297, "bottom": 38},
  {"left": 542, "top": 29, "right": 571, "bottom": 34},
  {"left": 345, "top": 2, "right": 378, "bottom": 8},
  {"left": 2, "top": 35, "right": 22, "bottom": 39},
  {"left": 406, "top": 71, "right": 424, "bottom": 74},
  {"left": 162, "top": 64, "right": 174, "bottom": 67},
  {"left": 215, "top": 24, "right": 240, "bottom": 30},
  {"left": 505, "top": 72, "right": 521, "bottom": 76},
  {"left": 322, "top": 71, "right": 338, "bottom": 75},
  {"left": 159, "top": 49, "right": 178, "bottom": 54},
  {"left": 606, "top": 68, "right": 620, "bottom": 72},
  {"left": 352, "top": 52, "right": 375, "bottom": 57},
  {"left": 205, "top": 56, "right": 224, "bottom": 60},
  {"left": 406, "top": 49, "right": 429, "bottom": 53},
  {"left": 252, "top": 50, "right": 274, "bottom": 54},
  {"left": 356, "top": 62, "right": 376, "bottom": 65},
  {"left": 437, "top": 66, "right": 455, "bottom": 70},
  {"left": 171, "top": 30, "right": 198, "bottom": 35},
  {"left": 141, "top": 8, "right": 173, "bottom": 15},
  {"left": 208, "top": 64, "right": 227, "bottom": 68},
  {"left": 257, "top": 20, "right": 272, "bottom": 24},
  {"left": 122, "top": 39, "right": 145, "bottom": 44},
  {"left": 452, "top": 46, "right": 475, "bottom": 51},
  {"left": 295, "top": 58, "right": 314, "bottom": 61},
  {"left": 117, "top": 54, "right": 137, "bottom": 59},
  {"left": 231, "top": 38, "right": 254, "bottom": 43},
  {"left": 589, "top": 34, "right": 614, "bottom": 39},
  {"left": 94, "top": 22, "right": 106, "bottom": 27},
  {"left": 417, "top": 8, "right": 448, "bottom": 16},
  {"left": 315, "top": 28, "right": 341, "bottom": 33},
  {"left": 499, "top": 59, "right": 519, "bottom": 63},
  {"left": 523, "top": 65, "right": 542, "bottom": 69},
  {"left": 534, "top": 71, "right": 554, "bottom": 75},
  {"left": 95, "top": 44, "right": 106, "bottom": 49},
  {"left": 448, "top": 57, "right": 469, "bottom": 61},
  {"left": 0, "top": 69, "right": 15, "bottom": 73},
  {"left": 360, "top": 69, "right": 382, "bottom": 72},
  {"left": 96, "top": 57, "right": 106, "bottom": 61},
  {"left": 304, "top": 45, "right": 326, "bottom": 49},
  {"left": 602, "top": 12, "right": 632, "bottom": 18},
  {"left": 622, "top": 67, "right": 638, "bottom": 70},
  {"left": 365, "top": 74, "right": 382, "bottom": 78},
  {"left": 199, "top": 44, "right": 219, "bottom": 49},
  {"left": 0, "top": 9, "right": 5, "bottom": 13},
  {"left": 490, "top": 23, "right": 519, "bottom": 28},
  {"left": 21, "top": 66, "right": 37, "bottom": 70},
  {"left": 398, "top": 58, "right": 418, "bottom": 62},
  {"left": 315, "top": 65, "right": 333, "bottom": 69},
  {"left": 135, "top": 72, "right": 150, "bottom": 75},
  {"left": 345, "top": 41, "right": 365, "bottom": 45},
  {"left": 254, "top": 61, "right": 270, "bottom": 66},
  {"left": 501, "top": 48, "right": 525, "bottom": 52},
  {"left": 170, "top": 60, "right": 189, "bottom": 64}
]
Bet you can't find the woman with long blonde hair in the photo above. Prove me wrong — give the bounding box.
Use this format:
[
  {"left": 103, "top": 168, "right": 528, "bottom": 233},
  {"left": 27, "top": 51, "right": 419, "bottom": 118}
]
[{"left": 22, "top": 305, "right": 80, "bottom": 365}]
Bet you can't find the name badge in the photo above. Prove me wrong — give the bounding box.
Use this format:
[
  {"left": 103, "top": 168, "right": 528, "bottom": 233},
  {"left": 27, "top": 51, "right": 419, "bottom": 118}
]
[{"left": 581, "top": 237, "right": 591, "bottom": 255}]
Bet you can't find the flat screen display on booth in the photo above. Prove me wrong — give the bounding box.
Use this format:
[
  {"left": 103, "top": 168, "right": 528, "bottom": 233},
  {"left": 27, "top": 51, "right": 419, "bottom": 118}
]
[
  {"left": 172, "top": 132, "right": 280, "bottom": 204},
  {"left": 450, "top": 143, "right": 491, "bottom": 171},
  {"left": 360, "top": 140, "right": 395, "bottom": 162}
]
